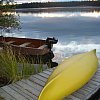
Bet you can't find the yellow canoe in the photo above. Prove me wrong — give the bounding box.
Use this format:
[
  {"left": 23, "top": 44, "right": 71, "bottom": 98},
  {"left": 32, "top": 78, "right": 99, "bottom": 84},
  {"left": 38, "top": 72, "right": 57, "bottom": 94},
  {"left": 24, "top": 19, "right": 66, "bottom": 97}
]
[{"left": 38, "top": 50, "right": 98, "bottom": 100}]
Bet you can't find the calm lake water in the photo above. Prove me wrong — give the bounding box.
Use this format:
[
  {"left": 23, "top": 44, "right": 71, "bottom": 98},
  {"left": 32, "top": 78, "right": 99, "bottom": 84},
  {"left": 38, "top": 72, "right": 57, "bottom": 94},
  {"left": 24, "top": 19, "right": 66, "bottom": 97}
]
[{"left": 5, "top": 7, "right": 100, "bottom": 62}]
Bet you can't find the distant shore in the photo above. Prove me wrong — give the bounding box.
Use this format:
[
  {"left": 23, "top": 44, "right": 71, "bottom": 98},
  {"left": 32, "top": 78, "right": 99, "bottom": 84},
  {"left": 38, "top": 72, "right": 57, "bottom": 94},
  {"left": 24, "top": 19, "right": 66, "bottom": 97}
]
[{"left": 16, "top": 6, "right": 100, "bottom": 13}]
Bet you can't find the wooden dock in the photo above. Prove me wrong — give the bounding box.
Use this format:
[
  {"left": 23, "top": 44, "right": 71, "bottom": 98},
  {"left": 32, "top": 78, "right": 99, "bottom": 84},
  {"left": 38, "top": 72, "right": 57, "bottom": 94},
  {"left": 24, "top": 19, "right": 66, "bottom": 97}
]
[{"left": 0, "top": 63, "right": 100, "bottom": 100}]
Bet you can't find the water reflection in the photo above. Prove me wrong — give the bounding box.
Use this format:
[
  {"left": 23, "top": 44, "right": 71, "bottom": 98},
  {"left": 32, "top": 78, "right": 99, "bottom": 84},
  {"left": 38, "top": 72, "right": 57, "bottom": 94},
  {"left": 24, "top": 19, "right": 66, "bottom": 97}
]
[
  {"left": 80, "top": 11, "right": 100, "bottom": 18},
  {"left": 7, "top": 7, "right": 100, "bottom": 62},
  {"left": 18, "top": 10, "right": 100, "bottom": 18},
  {"left": 33, "top": 11, "right": 100, "bottom": 18},
  {"left": 16, "top": 7, "right": 100, "bottom": 13}
]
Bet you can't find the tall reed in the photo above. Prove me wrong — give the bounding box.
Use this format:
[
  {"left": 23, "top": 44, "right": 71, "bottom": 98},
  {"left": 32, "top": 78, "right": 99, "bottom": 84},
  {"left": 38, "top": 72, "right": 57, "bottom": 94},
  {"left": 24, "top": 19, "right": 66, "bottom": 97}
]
[
  {"left": 0, "top": 45, "right": 48, "bottom": 87},
  {"left": 0, "top": 45, "right": 18, "bottom": 85}
]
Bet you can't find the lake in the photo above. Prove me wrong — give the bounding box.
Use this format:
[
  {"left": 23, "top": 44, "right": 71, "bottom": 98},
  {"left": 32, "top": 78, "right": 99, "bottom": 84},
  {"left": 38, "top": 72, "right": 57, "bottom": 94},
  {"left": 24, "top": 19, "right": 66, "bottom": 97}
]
[{"left": 5, "top": 7, "right": 100, "bottom": 62}]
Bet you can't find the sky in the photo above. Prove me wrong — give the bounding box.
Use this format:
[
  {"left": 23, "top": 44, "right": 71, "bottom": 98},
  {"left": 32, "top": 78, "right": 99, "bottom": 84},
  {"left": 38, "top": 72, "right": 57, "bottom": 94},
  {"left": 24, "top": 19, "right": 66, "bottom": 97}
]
[{"left": 15, "top": 0, "right": 72, "bottom": 4}]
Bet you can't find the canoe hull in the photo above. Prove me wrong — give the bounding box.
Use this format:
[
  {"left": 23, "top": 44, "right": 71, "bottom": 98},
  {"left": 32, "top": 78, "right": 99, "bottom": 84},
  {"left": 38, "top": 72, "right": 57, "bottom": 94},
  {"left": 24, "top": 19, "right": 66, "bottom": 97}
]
[{"left": 38, "top": 50, "right": 98, "bottom": 100}]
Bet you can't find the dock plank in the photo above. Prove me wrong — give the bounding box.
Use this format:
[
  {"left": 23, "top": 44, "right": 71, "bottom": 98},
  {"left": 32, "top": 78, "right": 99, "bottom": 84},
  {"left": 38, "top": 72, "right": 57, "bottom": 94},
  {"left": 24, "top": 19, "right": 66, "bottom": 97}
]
[
  {"left": 33, "top": 74, "right": 47, "bottom": 82},
  {"left": 0, "top": 64, "right": 100, "bottom": 100},
  {"left": 21, "top": 79, "right": 43, "bottom": 91},
  {"left": 9, "top": 84, "right": 34, "bottom": 100},
  {"left": 38, "top": 72, "right": 50, "bottom": 78},
  {"left": 12, "top": 83, "right": 37, "bottom": 100},
  {"left": 0, "top": 88, "right": 16, "bottom": 100},
  {"left": 16, "top": 81, "right": 40, "bottom": 97},
  {"left": 72, "top": 91, "right": 85, "bottom": 99},
  {"left": 64, "top": 95, "right": 81, "bottom": 100},
  {"left": 43, "top": 70, "right": 52, "bottom": 75},
  {"left": 1, "top": 86, "right": 27, "bottom": 100}
]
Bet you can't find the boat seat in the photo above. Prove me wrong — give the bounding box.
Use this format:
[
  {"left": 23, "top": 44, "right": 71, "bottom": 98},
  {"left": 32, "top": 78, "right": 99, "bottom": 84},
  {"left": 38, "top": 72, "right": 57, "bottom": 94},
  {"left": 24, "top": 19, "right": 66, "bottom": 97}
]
[
  {"left": 19, "top": 42, "right": 31, "bottom": 47},
  {"left": 6, "top": 41, "right": 15, "bottom": 44},
  {"left": 38, "top": 45, "right": 48, "bottom": 49},
  {"left": 0, "top": 47, "right": 3, "bottom": 51}
]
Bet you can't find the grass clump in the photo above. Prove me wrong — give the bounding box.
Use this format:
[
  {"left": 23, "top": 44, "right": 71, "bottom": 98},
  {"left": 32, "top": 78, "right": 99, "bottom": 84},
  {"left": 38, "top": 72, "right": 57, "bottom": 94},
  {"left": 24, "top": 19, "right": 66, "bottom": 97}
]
[
  {"left": 0, "top": 46, "right": 19, "bottom": 83},
  {"left": 0, "top": 45, "right": 47, "bottom": 87}
]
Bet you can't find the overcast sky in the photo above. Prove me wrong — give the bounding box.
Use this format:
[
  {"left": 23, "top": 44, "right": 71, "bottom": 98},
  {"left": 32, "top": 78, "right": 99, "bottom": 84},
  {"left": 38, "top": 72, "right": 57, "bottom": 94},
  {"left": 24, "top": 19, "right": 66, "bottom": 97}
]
[{"left": 15, "top": 0, "right": 77, "bottom": 4}]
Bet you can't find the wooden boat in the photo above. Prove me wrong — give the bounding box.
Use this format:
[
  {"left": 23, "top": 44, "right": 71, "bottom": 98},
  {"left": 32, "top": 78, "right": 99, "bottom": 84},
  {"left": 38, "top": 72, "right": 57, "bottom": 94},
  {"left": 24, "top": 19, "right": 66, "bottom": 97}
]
[{"left": 0, "top": 36, "right": 58, "bottom": 65}]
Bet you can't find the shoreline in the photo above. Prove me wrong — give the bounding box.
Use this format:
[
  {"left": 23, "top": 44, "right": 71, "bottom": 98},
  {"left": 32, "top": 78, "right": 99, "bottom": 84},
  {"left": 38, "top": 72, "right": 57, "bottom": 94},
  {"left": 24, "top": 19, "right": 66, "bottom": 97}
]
[{"left": 16, "top": 6, "right": 100, "bottom": 13}]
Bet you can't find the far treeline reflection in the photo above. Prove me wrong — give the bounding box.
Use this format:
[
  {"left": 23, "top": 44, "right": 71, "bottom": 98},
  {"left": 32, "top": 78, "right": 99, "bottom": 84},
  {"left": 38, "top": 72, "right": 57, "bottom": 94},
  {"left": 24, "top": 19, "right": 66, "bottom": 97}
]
[{"left": 16, "top": 1, "right": 100, "bottom": 9}]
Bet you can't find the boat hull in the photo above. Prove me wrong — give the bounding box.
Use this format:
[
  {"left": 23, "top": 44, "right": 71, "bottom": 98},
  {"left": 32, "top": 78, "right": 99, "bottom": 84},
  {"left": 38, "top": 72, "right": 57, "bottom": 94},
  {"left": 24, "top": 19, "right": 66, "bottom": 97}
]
[{"left": 0, "top": 36, "right": 58, "bottom": 66}]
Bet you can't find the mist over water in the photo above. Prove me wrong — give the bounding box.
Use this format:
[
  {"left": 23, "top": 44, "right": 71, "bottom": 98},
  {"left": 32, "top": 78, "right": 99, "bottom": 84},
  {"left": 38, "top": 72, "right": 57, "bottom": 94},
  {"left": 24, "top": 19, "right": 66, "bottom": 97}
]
[{"left": 6, "top": 7, "right": 100, "bottom": 62}]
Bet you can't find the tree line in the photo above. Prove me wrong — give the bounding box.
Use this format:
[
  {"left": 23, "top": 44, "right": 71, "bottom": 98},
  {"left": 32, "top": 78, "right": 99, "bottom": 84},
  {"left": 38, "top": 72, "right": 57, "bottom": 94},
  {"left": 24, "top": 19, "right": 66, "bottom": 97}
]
[
  {"left": 0, "top": 1, "right": 100, "bottom": 9},
  {"left": 16, "top": 1, "right": 100, "bottom": 9}
]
